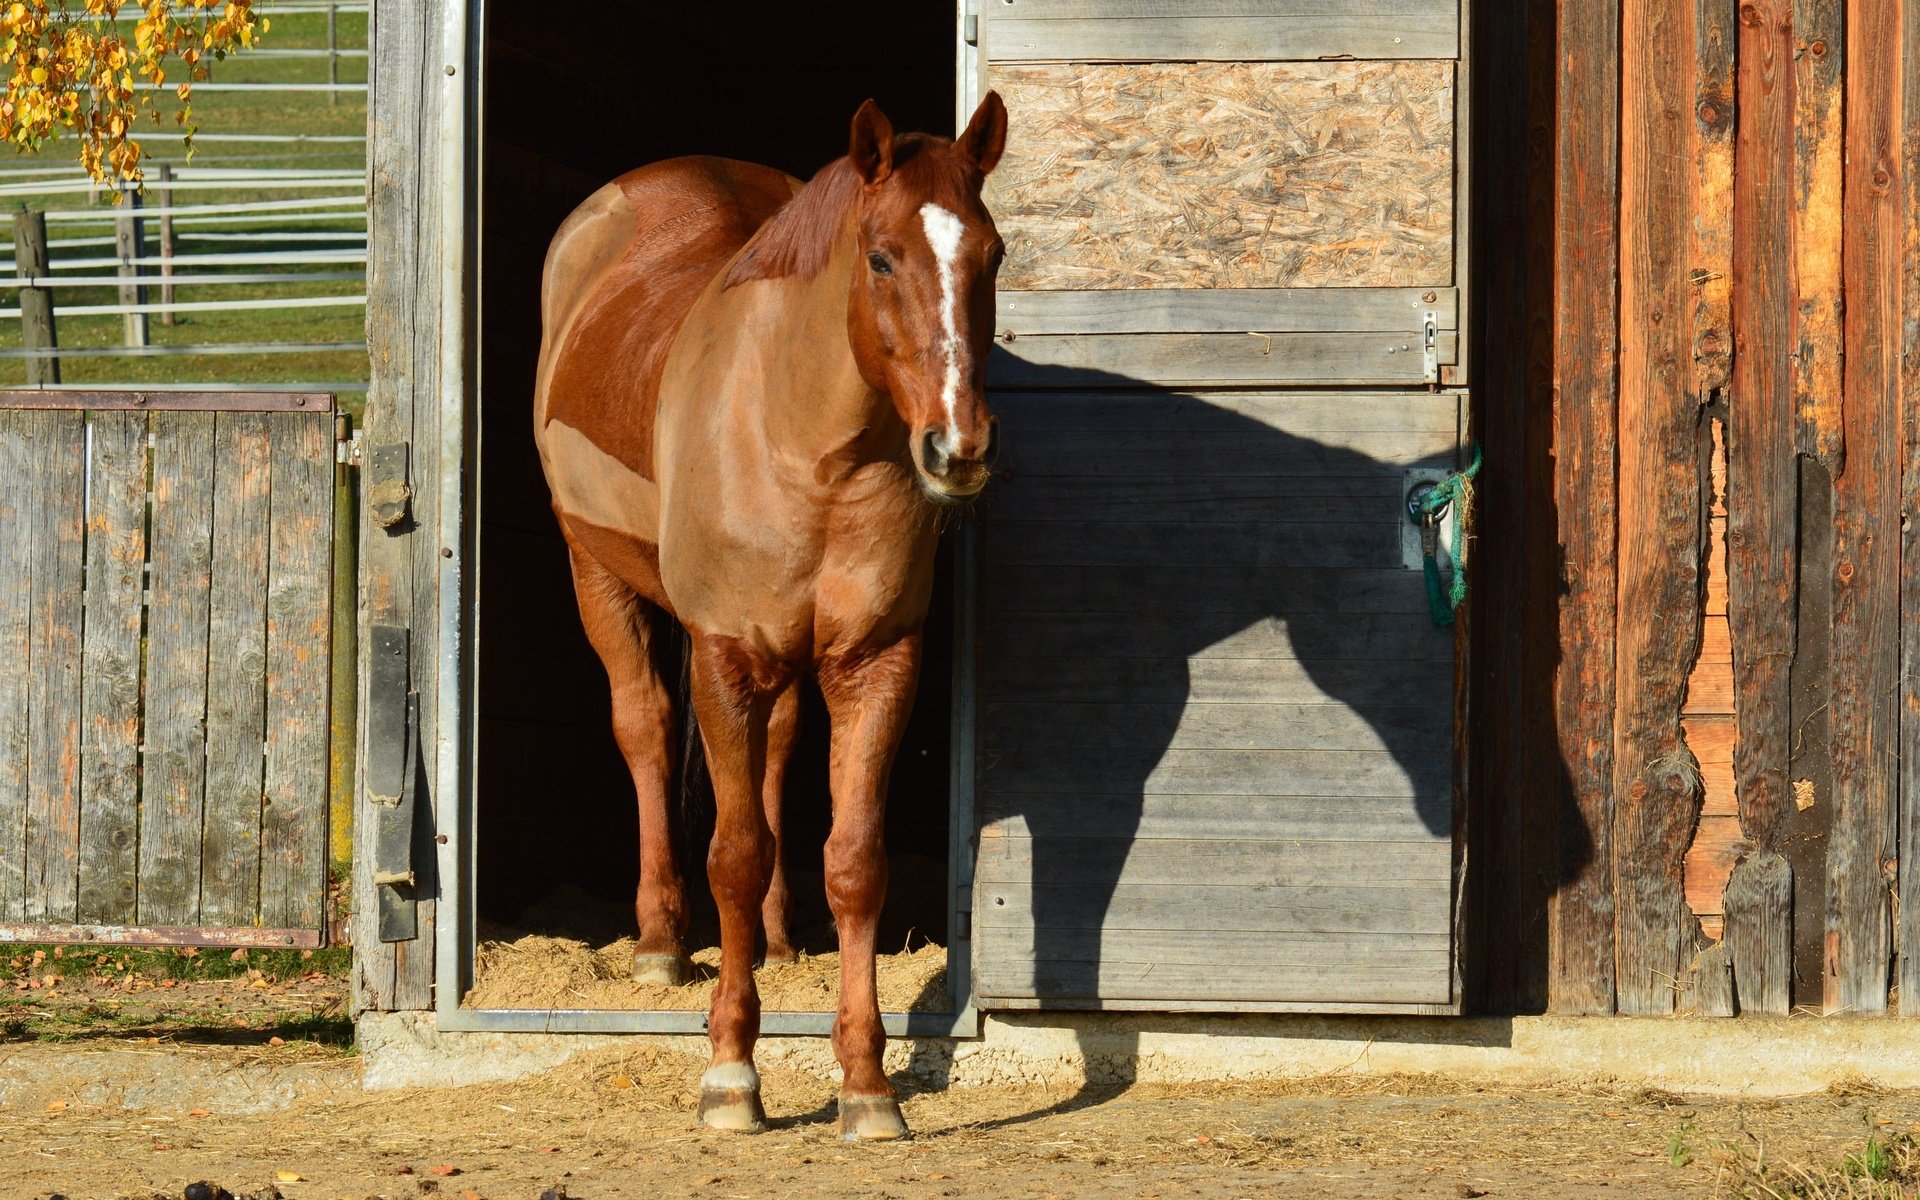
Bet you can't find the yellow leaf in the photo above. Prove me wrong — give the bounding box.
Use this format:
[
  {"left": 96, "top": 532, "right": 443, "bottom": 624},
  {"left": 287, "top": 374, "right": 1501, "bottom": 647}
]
[
  {"left": 45, "top": 1099, "right": 66, "bottom": 1112},
  {"left": 274, "top": 1170, "right": 303, "bottom": 1183}
]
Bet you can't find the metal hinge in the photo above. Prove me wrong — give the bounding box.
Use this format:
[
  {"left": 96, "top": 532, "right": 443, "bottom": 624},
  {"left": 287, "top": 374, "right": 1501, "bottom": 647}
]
[
  {"left": 335, "top": 419, "right": 363, "bottom": 467},
  {"left": 368, "top": 440, "right": 411, "bottom": 529},
  {"left": 964, "top": 0, "right": 979, "bottom": 45},
  {"left": 1421, "top": 309, "right": 1440, "bottom": 387}
]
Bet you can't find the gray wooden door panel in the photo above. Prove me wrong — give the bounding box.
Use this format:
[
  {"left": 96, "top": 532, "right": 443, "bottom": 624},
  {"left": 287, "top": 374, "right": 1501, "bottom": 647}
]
[
  {"left": 973, "top": 390, "right": 1458, "bottom": 1009},
  {"left": 0, "top": 399, "right": 334, "bottom": 945},
  {"left": 969, "top": 0, "right": 1465, "bottom": 1011},
  {"left": 982, "top": 796, "right": 1449, "bottom": 844}
]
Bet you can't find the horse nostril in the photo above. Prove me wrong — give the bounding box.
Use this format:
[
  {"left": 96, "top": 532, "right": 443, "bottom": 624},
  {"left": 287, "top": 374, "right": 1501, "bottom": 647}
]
[{"left": 920, "top": 428, "right": 946, "bottom": 476}]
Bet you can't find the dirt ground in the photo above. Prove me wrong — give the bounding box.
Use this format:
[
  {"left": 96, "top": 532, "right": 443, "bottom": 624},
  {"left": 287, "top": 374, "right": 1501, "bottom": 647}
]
[{"left": 3, "top": 961, "right": 1919, "bottom": 1199}]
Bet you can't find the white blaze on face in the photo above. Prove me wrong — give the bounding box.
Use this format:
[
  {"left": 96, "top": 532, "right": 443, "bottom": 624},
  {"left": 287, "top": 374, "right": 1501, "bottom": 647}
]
[{"left": 919, "top": 202, "right": 966, "bottom": 434}]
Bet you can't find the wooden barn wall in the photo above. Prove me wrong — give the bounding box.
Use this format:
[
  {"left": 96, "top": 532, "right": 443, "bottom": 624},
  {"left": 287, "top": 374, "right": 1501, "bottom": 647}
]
[{"left": 1466, "top": 0, "right": 1920, "bottom": 1017}]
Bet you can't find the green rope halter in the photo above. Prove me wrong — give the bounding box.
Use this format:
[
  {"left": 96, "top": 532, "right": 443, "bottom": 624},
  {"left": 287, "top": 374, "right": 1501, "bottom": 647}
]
[{"left": 1415, "top": 444, "right": 1481, "bottom": 628}]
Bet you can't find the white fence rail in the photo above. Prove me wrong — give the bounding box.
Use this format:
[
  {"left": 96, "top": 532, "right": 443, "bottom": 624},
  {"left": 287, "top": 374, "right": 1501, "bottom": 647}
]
[{"left": 3, "top": 174, "right": 368, "bottom": 385}]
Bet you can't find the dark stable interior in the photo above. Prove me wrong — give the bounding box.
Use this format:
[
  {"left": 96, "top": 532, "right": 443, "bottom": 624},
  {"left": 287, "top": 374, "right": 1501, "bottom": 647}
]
[{"left": 474, "top": 5, "right": 958, "bottom": 969}]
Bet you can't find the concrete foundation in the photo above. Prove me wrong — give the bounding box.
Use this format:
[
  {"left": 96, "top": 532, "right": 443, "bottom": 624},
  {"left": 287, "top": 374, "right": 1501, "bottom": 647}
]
[{"left": 358, "top": 1011, "right": 1920, "bottom": 1097}]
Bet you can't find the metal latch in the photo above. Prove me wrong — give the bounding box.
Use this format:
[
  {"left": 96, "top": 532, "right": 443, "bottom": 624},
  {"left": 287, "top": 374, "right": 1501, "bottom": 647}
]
[
  {"left": 1421, "top": 310, "right": 1440, "bottom": 386},
  {"left": 367, "top": 624, "right": 420, "bottom": 943},
  {"left": 964, "top": 0, "right": 979, "bottom": 44}
]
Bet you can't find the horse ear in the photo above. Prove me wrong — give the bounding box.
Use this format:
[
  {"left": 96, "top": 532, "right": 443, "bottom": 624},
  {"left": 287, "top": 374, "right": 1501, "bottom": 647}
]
[
  {"left": 957, "top": 91, "right": 1008, "bottom": 176},
  {"left": 849, "top": 99, "right": 895, "bottom": 184}
]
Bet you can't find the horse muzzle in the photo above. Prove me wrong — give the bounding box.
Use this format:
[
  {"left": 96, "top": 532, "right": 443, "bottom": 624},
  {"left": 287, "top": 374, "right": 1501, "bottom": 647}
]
[{"left": 917, "top": 421, "right": 997, "bottom": 500}]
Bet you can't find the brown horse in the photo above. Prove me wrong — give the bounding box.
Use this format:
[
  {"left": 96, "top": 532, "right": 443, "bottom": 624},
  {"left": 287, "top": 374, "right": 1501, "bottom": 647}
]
[{"left": 532, "top": 95, "right": 1008, "bottom": 1139}]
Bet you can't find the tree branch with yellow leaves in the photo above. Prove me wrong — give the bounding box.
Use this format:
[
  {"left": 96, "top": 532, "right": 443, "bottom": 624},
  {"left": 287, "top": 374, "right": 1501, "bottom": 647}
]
[{"left": 0, "top": 0, "right": 265, "bottom": 189}]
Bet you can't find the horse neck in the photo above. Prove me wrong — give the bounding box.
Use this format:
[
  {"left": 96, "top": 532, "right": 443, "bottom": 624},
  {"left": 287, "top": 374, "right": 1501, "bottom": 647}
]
[{"left": 754, "top": 222, "right": 901, "bottom": 464}]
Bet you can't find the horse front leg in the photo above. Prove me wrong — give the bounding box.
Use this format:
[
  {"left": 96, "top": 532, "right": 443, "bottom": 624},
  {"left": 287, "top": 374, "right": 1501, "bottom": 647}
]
[
  {"left": 688, "top": 632, "right": 784, "bottom": 1133},
  {"left": 818, "top": 635, "right": 920, "bottom": 1141}
]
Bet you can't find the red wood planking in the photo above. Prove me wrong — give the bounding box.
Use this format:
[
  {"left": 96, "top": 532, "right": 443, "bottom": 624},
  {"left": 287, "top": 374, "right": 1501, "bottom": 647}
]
[
  {"left": 1612, "top": 0, "right": 1708, "bottom": 1016},
  {"left": 1548, "top": 0, "right": 1623, "bottom": 1016},
  {"left": 1827, "top": 0, "right": 1901, "bottom": 1017},
  {"left": 1897, "top": 0, "right": 1920, "bottom": 1016},
  {"left": 1792, "top": 0, "right": 1846, "bottom": 469}
]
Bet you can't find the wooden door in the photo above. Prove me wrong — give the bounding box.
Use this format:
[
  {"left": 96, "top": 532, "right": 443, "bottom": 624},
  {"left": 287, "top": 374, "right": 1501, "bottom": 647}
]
[
  {"left": 964, "top": 1, "right": 1466, "bottom": 1011},
  {"left": 0, "top": 392, "right": 336, "bottom": 948}
]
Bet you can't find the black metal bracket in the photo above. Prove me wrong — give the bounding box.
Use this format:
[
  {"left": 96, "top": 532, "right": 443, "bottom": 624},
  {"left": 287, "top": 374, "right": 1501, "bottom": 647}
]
[{"left": 367, "top": 624, "right": 419, "bottom": 943}]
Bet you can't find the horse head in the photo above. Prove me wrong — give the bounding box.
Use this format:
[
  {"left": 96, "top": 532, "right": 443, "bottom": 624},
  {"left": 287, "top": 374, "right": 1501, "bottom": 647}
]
[{"left": 843, "top": 94, "right": 1008, "bottom": 503}]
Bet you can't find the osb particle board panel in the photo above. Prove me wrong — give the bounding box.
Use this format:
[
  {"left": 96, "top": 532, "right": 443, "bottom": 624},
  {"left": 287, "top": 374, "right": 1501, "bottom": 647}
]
[{"left": 986, "top": 61, "right": 1456, "bottom": 291}]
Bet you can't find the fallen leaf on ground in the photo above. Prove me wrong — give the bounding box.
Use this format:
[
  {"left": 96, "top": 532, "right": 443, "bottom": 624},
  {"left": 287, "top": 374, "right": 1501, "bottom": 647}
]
[
  {"left": 611, "top": 1075, "right": 634, "bottom": 1090},
  {"left": 45, "top": 1100, "right": 66, "bottom": 1112},
  {"left": 188, "top": 1108, "right": 210, "bottom": 1118},
  {"left": 153, "top": 1143, "right": 173, "bottom": 1151},
  {"left": 274, "top": 1169, "right": 303, "bottom": 1182},
  {"left": 394, "top": 1165, "right": 415, "bottom": 1175},
  {"left": 430, "top": 1164, "right": 462, "bottom": 1177},
  {"left": 268, "top": 1036, "right": 285, "bottom": 1046},
  {"left": 537, "top": 1147, "right": 560, "bottom": 1154}
]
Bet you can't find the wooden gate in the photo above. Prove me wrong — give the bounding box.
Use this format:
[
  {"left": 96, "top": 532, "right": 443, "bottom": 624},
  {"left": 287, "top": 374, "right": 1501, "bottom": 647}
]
[
  {"left": 965, "top": 1, "right": 1467, "bottom": 1011},
  {"left": 0, "top": 392, "right": 335, "bottom": 947}
]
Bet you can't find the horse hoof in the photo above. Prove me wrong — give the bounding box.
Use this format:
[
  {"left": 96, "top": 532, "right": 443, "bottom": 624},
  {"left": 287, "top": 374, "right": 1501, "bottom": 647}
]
[
  {"left": 839, "top": 1094, "right": 910, "bottom": 1142},
  {"left": 632, "top": 952, "right": 690, "bottom": 986},
  {"left": 698, "top": 1064, "right": 766, "bottom": 1134}
]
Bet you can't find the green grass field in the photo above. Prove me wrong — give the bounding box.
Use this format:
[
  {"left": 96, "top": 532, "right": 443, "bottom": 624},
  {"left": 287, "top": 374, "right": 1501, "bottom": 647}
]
[{"left": 0, "top": 5, "right": 370, "bottom": 402}]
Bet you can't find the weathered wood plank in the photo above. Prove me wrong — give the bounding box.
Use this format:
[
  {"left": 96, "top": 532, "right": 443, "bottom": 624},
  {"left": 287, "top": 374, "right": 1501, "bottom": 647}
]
[
  {"left": 361, "top": 0, "right": 443, "bottom": 1010},
  {"left": 982, "top": 655, "right": 1450, "bottom": 708},
  {"left": 988, "top": 333, "right": 1461, "bottom": 389},
  {"left": 985, "top": 61, "right": 1455, "bottom": 292},
  {"left": 987, "top": 16, "right": 1458, "bottom": 62},
  {"left": 995, "top": 288, "right": 1457, "bottom": 336},
  {"left": 981, "top": 611, "right": 1452, "bottom": 665},
  {"left": 1898, "top": 0, "right": 1920, "bottom": 1018},
  {"left": 136, "top": 412, "right": 215, "bottom": 926},
  {"left": 981, "top": 474, "right": 1400, "bottom": 525},
  {"left": 1724, "top": 0, "right": 1799, "bottom": 1015},
  {"left": 985, "top": 565, "right": 1435, "bottom": 616},
  {"left": 976, "top": 931, "right": 1453, "bottom": 1005},
  {"left": 985, "top": 701, "right": 1440, "bottom": 755},
  {"left": 261, "top": 412, "right": 333, "bottom": 932},
  {"left": 977, "top": 836, "right": 1451, "bottom": 888},
  {"left": 1725, "top": 850, "right": 1792, "bottom": 1015},
  {"left": 0, "top": 410, "right": 32, "bottom": 920},
  {"left": 981, "top": 794, "right": 1450, "bottom": 843},
  {"left": 1828, "top": 0, "right": 1901, "bottom": 1016},
  {"left": 23, "top": 412, "right": 85, "bottom": 921},
  {"left": 201, "top": 412, "right": 272, "bottom": 928},
  {"left": 997, "top": 428, "right": 1458, "bottom": 475},
  {"left": 1608, "top": 0, "right": 1706, "bottom": 1017},
  {"left": 983, "top": 519, "right": 1404, "bottom": 571},
  {"left": 981, "top": 744, "right": 1450, "bottom": 799},
  {"left": 1549, "top": 0, "right": 1621, "bottom": 1015},
  {"left": 991, "top": 0, "right": 1451, "bottom": 18},
  {"left": 991, "top": 391, "right": 1463, "bottom": 434},
  {"left": 1686, "top": 940, "right": 1736, "bottom": 1016},
  {"left": 74, "top": 411, "right": 145, "bottom": 925},
  {"left": 1786, "top": 456, "right": 1836, "bottom": 1009},
  {"left": 978, "top": 882, "right": 1450, "bottom": 937},
  {"left": 1690, "top": 0, "right": 1734, "bottom": 396},
  {"left": 1793, "top": 0, "right": 1845, "bottom": 468}
]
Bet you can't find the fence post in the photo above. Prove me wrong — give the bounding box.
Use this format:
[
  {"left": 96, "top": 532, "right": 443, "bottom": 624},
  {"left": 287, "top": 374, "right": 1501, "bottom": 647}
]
[
  {"left": 327, "top": 1, "right": 339, "bottom": 106},
  {"left": 12, "top": 207, "right": 58, "bottom": 386},
  {"left": 157, "top": 163, "right": 176, "bottom": 326},
  {"left": 115, "top": 181, "right": 149, "bottom": 348}
]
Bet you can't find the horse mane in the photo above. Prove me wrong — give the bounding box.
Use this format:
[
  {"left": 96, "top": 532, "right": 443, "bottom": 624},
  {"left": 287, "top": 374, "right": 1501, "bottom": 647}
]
[{"left": 723, "top": 135, "right": 934, "bottom": 290}]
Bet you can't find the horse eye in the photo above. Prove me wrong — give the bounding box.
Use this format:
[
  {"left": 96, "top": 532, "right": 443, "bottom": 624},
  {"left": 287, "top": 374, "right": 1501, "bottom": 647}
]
[{"left": 867, "top": 252, "right": 893, "bottom": 276}]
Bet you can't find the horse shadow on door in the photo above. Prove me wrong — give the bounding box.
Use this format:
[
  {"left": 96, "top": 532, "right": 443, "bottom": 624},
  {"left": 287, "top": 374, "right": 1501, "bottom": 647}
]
[{"left": 905, "top": 357, "right": 1592, "bottom": 1122}]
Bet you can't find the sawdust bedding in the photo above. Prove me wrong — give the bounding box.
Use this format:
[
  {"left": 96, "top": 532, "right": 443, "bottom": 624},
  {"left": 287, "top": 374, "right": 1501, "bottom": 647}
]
[{"left": 463, "top": 935, "right": 950, "bottom": 1013}]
